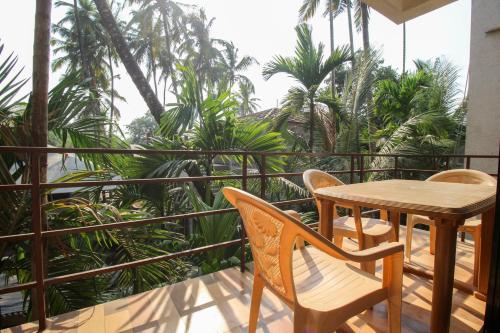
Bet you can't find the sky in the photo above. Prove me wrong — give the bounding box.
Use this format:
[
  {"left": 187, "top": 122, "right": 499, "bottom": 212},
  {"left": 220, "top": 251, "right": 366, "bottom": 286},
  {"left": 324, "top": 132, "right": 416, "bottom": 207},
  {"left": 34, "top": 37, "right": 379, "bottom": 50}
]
[{"left": 0, "top": 0, "right": 471, "bottom": 130}]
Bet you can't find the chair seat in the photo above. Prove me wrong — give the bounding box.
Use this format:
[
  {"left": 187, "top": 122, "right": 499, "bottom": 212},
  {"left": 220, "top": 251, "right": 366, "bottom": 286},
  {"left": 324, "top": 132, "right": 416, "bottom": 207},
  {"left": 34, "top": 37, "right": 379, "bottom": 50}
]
[
  {"left": 293, "top": 247, "right": 386, "bottom": 313},
  {"left": 333, "top": 216, "right": 393, "bottom": 238}
]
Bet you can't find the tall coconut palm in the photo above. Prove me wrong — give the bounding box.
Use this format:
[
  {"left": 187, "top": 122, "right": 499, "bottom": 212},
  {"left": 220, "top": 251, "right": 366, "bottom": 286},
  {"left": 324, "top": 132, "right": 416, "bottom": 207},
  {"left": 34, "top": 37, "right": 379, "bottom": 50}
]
[
  {"left": 127, "top": 3, "right": 164, "bottom": 97},
  {"left": 263, "top": 24, "right": 350, "bottom": 151},
  {"left": 93, "top": 0, "right": 165, "bottom": 124},
  {"left": 217, "top": 40, "right": 258, "bottom": 90},
  {"left": 52, "top": 0, "right": 109, "bottom": 117},
  {"left": 180, "top": 9, "right": 222, "bottom": 98},
  {"left": 299, "top": 0, "right": 355, "bottom": 91},
  {"left": 352, "top": 0, "right": 370, "bottom": 51},
  {"left": 236, "top": 81, "right": 260, "bottom": 116}
]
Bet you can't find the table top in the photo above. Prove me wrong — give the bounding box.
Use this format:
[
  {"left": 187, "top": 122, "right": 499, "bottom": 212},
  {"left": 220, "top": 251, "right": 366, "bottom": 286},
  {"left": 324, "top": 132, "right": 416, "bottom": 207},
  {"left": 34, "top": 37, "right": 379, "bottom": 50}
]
[{"left": 314, "top": 179, "right": 496, "bottom": 218}]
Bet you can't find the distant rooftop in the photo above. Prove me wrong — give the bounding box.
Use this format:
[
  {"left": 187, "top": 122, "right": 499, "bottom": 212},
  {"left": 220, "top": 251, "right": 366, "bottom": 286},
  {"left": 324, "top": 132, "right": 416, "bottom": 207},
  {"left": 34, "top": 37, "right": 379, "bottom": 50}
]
[{"left": 242, "top": 108, "right": 306, "bottom": 124}]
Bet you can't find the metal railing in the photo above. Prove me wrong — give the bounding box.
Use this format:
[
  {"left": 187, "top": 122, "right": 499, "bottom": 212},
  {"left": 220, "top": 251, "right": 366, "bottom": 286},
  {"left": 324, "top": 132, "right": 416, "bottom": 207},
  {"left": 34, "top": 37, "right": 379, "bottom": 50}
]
[{"left": 0, "top": 146, "right": 498, "bottom": 330}]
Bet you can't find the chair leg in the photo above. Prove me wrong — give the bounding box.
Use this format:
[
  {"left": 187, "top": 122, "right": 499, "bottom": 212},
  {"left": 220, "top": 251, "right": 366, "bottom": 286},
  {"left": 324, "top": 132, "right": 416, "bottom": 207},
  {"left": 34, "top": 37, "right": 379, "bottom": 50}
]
[
  {"left": 473, "top": 226, "right": 481, "bottom": 287},
  {"left": 333, "top": 233, "right": 343, "bottom": 248},
  {"left": 385, "top": 252, "right": 403, "bottom": 333},
  {"left": 429, "top": 225, "right": 436, "bottom": 255},
  {"left": 249, "top": 273, "right": 264, "bottom": 333},
  {"left": 293, "top": 311, "right": 321, "bottom": 333},
  {"left": 405, "top": 217, "right": 414, "bottom": 262},
  {"left": 361, "top": 237, "right": 376, "bottom": 274}
]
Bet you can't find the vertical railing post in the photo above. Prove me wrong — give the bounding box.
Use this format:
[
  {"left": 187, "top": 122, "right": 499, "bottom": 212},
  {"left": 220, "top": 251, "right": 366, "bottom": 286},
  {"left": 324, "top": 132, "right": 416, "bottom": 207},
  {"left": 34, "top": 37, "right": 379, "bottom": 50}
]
[
  {"left": 466, "top": 156, "right": 471, "bottom": 169},
  {"left": 260, "top": 154, "right": 266, "bottom": 199},
  {"left": 242, "top": 154, "right": 248, "bottom": 191},
  {"left": 359, "top": 155, "right": 364, "bottom": 183},
  {"left": 350, "top": 155, "right": 355, "bottom": 184},
  {"left": 394, "top": 156, "right": 399, "bottom": 179},
  {"left": 240, "top": 154, "right": 248, "bottom": 272},
  {"left": 445, "top": 156, "right": 450, "bottom": 170},
  {"left": 31, "top": 151, "right": 46, "bottom": 330}
]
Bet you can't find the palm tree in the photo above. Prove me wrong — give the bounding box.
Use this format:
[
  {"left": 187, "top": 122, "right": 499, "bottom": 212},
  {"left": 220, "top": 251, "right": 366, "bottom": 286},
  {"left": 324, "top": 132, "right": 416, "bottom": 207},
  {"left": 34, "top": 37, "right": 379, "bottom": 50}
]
[
  {"left": 93, "top": 0, "right": 165, "bottom": 124},
  {"left": 339, "top": 50, "right": 380, "bottom": 153},
  {"left": 180, "top": 9, "right": 223, "bottom": 98},
  {"left": 263, "top": 24, "right": 350, "bottom": 151},
  {"left": 236, "top": 81, "right": 260, "bottom": 116},
  {"left": 155, "top": 0, "right": 188, "bottom": 99},
  {"left": 53, "top": 0, "right": 110, "bottom": 117},
  {"left": 346, "top": 0, "right": 370, "bottom": 52},
  {"left": 127, "top": 2, "right": 164, "bottom": 97},
  {"left": 299, "top": 0, "right": 356, "bottom": 91},
  {"left": 217, "top": 40, "right": 258, "bottom": 90}
]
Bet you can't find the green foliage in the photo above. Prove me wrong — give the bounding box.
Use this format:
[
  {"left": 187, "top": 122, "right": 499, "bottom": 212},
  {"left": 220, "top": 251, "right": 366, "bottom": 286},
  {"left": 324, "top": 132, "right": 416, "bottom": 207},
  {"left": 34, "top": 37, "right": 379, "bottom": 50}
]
[{"left": 126, "top": 113, "right": 158, "bottom": 144}]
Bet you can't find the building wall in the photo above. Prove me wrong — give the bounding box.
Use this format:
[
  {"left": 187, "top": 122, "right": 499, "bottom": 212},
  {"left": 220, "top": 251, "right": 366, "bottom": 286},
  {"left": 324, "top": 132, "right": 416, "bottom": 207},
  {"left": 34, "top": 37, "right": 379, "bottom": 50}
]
[{"left": 465, "top": 0, "right": 500, "bottom": 173}]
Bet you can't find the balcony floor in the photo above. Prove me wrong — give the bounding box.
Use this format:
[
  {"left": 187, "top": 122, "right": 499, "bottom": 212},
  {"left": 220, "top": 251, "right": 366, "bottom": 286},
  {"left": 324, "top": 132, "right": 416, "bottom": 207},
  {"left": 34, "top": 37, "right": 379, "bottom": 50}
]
[{"left": 5, "top": 227, "right": 485, "bottom": 333}]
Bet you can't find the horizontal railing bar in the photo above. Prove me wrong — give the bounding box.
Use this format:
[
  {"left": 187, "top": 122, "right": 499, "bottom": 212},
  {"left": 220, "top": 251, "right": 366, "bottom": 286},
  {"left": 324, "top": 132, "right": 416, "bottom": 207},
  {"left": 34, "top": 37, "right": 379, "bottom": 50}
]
[
  {"left": 40, "top": 175, "right": 247, "bottom": 189},
  {"left": 8, "top": 167, "right": 465, "bottom": 190},
  {"left": 39, "top": 169, "right": 400, "bottom": 190},
  {"left": 42, "top": 198, "right": 313, "bottom": 238},
  {"left": 0, "top": 184, "right": 33, "bottom": 191},
  {"left": 0, "top": 233, "right": 35, "bottom": 242},
  {"left": 44, "top": 239, "right": 243, "bottom": 286},
  {"left": 0, "top": 146, "right": 498, "bottom": 159},
  {"left": 0, "top": 281, "right": 37, "bottom": 295},
  {"left": 400, "top": 168, "right": 438, "bottom": 173}
]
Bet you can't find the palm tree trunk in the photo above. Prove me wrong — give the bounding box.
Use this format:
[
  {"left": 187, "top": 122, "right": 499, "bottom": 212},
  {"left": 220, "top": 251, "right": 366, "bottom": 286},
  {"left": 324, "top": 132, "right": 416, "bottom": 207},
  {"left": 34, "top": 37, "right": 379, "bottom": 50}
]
[
  {"left": 157, "top": 0, "right": 180, "bottom": 102},
  {"left": 149, "top": 36, "right": 159, "bottom": 97},
  {"left": 329, "top": 0, "right": 336, "bottom": 95},
  {"left": 402, "top": 22, "right": 406, "bottom": 76},
  {"left": 346, "top": 2, "right": 355, "bottom": 66},
  {"left": 31, "top": 0, "right": 52, "bottom": 325},
  {"left": 328, "top": 0, "right": 337, "bottom": 152},
  {"left": 309, "top": 98, "right": 315, "bottom": 152},
  {"left": 108, "top": 46, "right": 114, "bottom": 139},
  {"left": 94, "top": 0, "right": 164, "bottom": 124},
  {"left": 361, "top": 2, "right": 370, "bottom": 51},
  {"left": 359, "top": 3, "right": 375, "bottom": 153},
  {"left": 163, "top": 76, "right": 167, "bottom": 106}
]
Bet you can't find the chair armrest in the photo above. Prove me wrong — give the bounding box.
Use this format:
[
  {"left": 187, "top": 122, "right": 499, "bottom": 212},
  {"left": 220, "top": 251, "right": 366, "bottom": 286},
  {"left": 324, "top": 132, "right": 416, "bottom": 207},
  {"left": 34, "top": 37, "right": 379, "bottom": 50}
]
[
  {"left": 346, "top": 242, "right": 404, "bottom": 262},
  {"left": 292, "top": 219, "right": 403, "bottom": 263}
]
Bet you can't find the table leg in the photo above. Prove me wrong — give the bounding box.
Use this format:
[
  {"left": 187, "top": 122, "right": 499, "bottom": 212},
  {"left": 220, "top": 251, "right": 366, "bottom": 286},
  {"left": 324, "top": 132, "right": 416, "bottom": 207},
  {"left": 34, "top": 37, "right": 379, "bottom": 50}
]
[
  {"left": 319, "top": 199, "right": 334, "bottom": 240},
  {"left": 390, "top": 210, "right": 400, "bottom": 242},
  {"left": 477, "top": 205, "right": 496, "bottom": 299},
  {"left": 429, "top": 225, "right": 436, "bottom": 255},
  {"left": 430, "top": 220, "right": 458, "bottom": 333}
]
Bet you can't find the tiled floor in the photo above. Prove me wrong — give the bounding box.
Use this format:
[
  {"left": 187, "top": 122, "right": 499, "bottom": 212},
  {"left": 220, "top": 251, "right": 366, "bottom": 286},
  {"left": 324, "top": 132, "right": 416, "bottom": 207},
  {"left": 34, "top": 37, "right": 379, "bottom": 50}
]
[{"left": 4, "top": 227, "right": 485, "bottom": 333}]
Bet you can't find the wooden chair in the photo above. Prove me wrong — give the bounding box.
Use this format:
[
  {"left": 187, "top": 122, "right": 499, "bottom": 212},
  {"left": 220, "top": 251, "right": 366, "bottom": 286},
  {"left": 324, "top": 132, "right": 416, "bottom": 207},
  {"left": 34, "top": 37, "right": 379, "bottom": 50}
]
[
  {"left": 223, "top": 187, "right": 404, "bottom": 333},
  {"left": 405, "top": 169, "right": 497, "bottom": 285},
  {"left": 303, "top": 170, "right": 396, "bottom": 271}
]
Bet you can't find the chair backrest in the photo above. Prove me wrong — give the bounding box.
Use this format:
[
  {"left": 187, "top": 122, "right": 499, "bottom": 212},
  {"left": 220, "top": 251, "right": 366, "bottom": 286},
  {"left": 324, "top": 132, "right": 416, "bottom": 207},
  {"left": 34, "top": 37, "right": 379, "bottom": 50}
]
[
  {"left": 223, "top": 187, "right": 303, "bottom": 303},
  {"left": 303, "top": 169, "right": 344, "bottom": 199},
  {"left": 427, "top": 169, "right": 496, "bottom": 186}
]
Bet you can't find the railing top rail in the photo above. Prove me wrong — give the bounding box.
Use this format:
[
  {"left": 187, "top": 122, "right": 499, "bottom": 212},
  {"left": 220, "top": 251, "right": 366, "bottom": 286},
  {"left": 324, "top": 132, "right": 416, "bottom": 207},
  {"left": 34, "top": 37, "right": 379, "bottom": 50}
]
[{"left": 0, "top": 146, "right": 498, "bottom": 159}]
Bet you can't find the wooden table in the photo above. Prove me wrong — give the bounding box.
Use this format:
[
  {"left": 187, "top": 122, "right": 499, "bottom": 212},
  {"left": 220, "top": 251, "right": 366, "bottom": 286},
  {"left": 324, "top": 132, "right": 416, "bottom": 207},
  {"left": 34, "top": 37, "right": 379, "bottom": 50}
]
[{"left": 314, "top": 179, "right": 496, "bottom": 333}]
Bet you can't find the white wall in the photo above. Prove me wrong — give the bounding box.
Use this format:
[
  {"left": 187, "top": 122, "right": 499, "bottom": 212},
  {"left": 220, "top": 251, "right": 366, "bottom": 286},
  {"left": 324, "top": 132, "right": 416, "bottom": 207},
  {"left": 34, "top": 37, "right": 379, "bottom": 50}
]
[{"left": 465, "top": 0, "right": 500, "bottom": 173}]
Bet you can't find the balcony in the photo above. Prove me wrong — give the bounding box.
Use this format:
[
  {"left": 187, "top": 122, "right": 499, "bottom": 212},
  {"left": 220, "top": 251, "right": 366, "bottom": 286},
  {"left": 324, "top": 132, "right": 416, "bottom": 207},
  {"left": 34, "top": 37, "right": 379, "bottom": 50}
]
[
  {"left": 3, "top": 228, "right": 484, "bottom": 333},
  {"left": 0, "top": 147, "right": 498, "bottom": 332}
]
